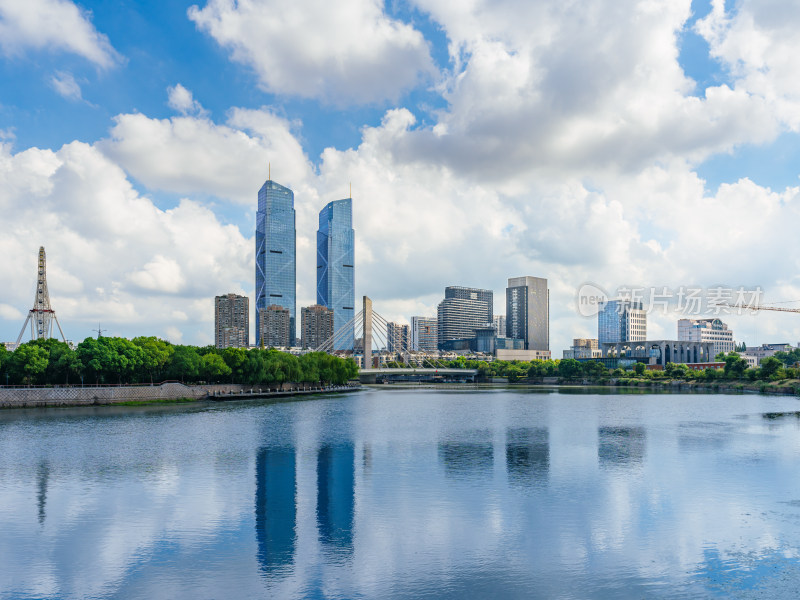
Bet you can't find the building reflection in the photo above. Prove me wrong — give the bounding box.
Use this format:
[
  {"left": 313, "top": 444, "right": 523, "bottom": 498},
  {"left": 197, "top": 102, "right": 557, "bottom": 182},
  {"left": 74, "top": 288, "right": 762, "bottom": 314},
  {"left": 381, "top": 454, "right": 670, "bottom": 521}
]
[
  {"left": 255, "top": 447, "right": 297, "bottom": 573},
  {"left": 598, "top": 426, "right": 646, "bottom": 467},
  {"left": 506, "top": 427, "right": 549, "bottom": 485},
  {"left": 438, "top": 430, "right": 494, "bottom": 478},
  {"left": 317, "top": 443, "right": 355, "bottom": 554},
  {"left": 36, "top": 460, "right": 50, "bottom": 525}
]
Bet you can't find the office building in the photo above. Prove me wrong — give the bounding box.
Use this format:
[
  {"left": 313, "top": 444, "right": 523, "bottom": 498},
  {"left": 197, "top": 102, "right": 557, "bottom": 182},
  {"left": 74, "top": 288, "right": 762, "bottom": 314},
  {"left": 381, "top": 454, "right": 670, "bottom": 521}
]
[
  {"left": 215, "top": 293, "right": 249, "bottom": 349},
  {"left": 677, "top": 318, "right": 734, "bottom": 355},
  {"left": 256, "top": 178, "right": 296, "bottom": 345},
  {"left": 445, "top": 286, "right": 493, "bottom": 323},
  {"left": 386, "top": 322, "right": 410, "bottom": 353},
  {"left": 259, "top": 305, "right": 291, "bottom": 348},
  {"left": 506, "top": 276, "right": 549, "bottom": 351},
  {"left": 437, "top": 296, "right": 489, "bottom": 349},
  {"left": 474, "top": 326, "right": 497, "bottom": 354},
  {"left": 301, "top": 304, "right": 334, "bottom": 350},
  {"left": 598, "top": 299, "right": 646, "bottom": 344},
  {"left": 493, "top": 315, "right": 506, "bottom": 336},
  {"left": 317, "top": 198, "right": 355, "bottom": 350},
  {"left": 411, "top": 316, "right": 437, "bottom": 351},
  {"left": 563, "top": 338, "right": 602, "bottom": 359}
]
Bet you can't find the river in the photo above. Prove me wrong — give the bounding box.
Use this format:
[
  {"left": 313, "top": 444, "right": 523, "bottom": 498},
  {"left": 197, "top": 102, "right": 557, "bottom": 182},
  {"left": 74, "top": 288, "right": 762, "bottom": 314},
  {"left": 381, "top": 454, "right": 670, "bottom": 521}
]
[{"left": 1, "top": 387, "right": 799, "bottom": 599}]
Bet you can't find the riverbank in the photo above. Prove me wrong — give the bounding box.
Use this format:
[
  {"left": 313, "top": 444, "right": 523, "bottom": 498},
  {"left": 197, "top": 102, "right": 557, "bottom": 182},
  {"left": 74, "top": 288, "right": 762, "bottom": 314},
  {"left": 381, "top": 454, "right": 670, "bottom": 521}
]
[
  {"left": 0, "top": 381, "right": 362, "bottom": 409},
  {"left": 368, "top": 378, "right": 800, "bottom": 396}
]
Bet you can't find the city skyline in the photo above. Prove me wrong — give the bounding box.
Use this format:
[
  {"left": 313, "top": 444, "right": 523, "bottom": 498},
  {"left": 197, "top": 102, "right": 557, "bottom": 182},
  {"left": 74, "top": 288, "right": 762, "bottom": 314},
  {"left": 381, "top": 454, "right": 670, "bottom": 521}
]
[{"left": 1, "top": 0, "right": 800, "bottom": 353}]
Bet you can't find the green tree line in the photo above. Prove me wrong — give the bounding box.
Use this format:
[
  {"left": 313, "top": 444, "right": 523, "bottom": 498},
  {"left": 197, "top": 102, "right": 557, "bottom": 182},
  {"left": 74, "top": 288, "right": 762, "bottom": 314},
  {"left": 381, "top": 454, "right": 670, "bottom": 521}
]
[
  {"left": 0, "top": 337, "right": 358, "bottom": 387},
  {"left": 384, "top": 353, "right": 799, "bottom": 383}
]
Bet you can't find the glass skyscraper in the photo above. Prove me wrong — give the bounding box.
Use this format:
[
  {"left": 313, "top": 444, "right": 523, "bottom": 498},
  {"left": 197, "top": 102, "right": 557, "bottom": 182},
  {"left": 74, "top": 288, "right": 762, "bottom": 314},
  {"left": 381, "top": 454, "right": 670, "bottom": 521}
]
[
  {"left": 317, "top": 198, "right": 355, "bottom": 350},
  {"left": 256, "top": 179, "right": 296, "bottom": 346},
  {"left": 597, "top": 299, "right": 646, "bottom": 344}
]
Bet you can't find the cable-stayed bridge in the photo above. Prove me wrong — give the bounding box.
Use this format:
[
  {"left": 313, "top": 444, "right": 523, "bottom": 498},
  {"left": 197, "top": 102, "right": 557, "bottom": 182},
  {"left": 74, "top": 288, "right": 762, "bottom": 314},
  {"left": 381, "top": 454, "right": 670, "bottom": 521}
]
[{"left": 315, "top": 296, "right": 477, "bottom": 383}]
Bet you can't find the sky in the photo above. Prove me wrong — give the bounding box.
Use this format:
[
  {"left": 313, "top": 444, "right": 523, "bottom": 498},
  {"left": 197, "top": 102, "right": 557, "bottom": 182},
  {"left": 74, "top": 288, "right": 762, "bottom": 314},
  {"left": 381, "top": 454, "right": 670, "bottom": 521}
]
[{"left": 1, "top": 0, "right": 799, "bottom": 351}]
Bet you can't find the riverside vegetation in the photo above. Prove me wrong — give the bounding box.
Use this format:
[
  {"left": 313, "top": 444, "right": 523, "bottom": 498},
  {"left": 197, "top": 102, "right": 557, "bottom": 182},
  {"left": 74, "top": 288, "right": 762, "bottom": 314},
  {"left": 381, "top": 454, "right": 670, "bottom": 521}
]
[
  {"left": 385, "top": 350, "right": 800, "bottom": 394},
  {"left": 0, "top": 337, "right": 358, "bottom": 388},
  {"left": 2, "top": 338, "right": 798, "bottom": 394}
]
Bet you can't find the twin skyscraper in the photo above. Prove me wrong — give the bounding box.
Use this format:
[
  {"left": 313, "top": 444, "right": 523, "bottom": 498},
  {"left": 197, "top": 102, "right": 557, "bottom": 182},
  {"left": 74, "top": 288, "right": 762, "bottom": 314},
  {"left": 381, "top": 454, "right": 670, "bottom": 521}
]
[{"left": 255, "top": 177, "right": 355, "bottom": 349}]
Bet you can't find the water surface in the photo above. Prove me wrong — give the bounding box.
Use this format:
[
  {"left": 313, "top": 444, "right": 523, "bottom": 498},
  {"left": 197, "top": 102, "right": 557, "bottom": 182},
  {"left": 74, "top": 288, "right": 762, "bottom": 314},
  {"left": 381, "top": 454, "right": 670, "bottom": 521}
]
[{"left": 1, "top": 387, "right": 800, "bottom": 599}]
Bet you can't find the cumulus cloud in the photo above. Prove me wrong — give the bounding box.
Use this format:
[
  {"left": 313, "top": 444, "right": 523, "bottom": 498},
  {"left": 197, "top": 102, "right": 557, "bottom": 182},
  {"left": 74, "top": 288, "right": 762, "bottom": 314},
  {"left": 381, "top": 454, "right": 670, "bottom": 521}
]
[
  {"left": 50, "top": 71, "right": 83, "bottom": 101},
  {"left": 187, "top": 0, "right": 435, "bottom": 104},
  {"left": 99, "top": 96, "right": 312, "bottom": 204},
  {"left": 696, "top": 0, "right": 800, "bottom": 130},
  {"left": 0, "top": 141, "right": 251, "bottom": 344},
  {"left": 167, "top": 83, "right": 208, "bottom": 117},
  {"left": 0, "top": 0, "right": 120, "bottom": 67},
  {"left": 370, "top": 0, "right": 781, "bottom": 182}
]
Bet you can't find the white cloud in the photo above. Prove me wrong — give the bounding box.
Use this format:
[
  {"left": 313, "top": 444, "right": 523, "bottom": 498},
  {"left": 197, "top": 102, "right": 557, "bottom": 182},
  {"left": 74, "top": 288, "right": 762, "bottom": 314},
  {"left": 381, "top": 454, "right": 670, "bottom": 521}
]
[
  {"left": 0, "top": 140, "right": 251, "bottom": 345},
  {"left": 0, "top": 304, "right": 23, "bottom": 320},
  {"left": 99, "top": 98, "right": 312, "bottom": 204},
  {"left": 0, "top": 0, "right": 120, "bottom": 67},
  {"left": 50, "top": 71, "right": 83, "bottom": 101},
  {"left": 167, "top": 83, "right": 207, "bottom": 117},
  {"left": 187, "top": 0, "right": 434, "bottom": 104},
  {"left": 697, "top": 0, "right": 800, "bottom": 130}
]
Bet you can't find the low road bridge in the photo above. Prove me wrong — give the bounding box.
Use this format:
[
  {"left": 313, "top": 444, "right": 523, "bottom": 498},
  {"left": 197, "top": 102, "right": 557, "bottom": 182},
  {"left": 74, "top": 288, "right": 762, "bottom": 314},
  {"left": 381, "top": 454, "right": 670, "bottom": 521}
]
[{"left": 358, "top": 368, "right": 478, "bottom": 384}]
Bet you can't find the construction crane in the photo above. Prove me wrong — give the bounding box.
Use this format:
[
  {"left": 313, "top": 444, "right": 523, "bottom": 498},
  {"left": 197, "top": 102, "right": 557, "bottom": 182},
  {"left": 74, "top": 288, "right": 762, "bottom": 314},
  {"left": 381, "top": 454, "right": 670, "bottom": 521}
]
[{"left": 715, "top": 302, "right": 800, "bottom": 314}]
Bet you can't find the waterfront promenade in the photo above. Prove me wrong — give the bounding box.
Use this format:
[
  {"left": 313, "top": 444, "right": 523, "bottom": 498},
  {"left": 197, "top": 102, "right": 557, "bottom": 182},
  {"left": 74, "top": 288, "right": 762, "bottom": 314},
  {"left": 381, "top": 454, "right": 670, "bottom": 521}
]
[{"left": 0, "top": 381, "right": 359, "bottom": 408}]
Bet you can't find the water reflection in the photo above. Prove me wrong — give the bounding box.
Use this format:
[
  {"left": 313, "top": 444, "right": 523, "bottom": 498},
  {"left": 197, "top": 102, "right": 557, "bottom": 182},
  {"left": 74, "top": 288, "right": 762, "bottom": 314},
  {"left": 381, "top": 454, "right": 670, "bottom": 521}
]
[
  {"left": 36, "top": 460, "right": 49, "bottom": 525},
  {"left": 598, "top": 426, "right": 646, "bottom": 468},
  {"left": 506, "top": 427, "right": 549, "bottom": 485},
  {"left": 255, "top": 447, "right": 296, "bottom": 573},
  {"left": 438, "top": 430, "right": 494, "bottom": 478},
  {"left": 317, "top": 443, "right": 355, "bottom": 555},
  {"left": 1, "top": 392, "right": 800, "bottom": 599}
]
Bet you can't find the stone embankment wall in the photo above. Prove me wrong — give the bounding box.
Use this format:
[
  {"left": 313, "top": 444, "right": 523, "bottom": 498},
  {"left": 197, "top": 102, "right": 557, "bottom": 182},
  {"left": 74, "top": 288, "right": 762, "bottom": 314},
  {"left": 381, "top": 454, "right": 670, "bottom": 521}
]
[{"left": 0, "top": 382, "right": 249, "bottom": 408}]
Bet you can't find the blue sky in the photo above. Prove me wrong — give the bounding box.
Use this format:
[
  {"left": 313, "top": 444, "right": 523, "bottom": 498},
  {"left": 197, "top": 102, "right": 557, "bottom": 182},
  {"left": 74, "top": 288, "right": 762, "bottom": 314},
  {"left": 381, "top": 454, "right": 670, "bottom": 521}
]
[{"left": 1, "top": 0, "right": 799, "bottom": 350}]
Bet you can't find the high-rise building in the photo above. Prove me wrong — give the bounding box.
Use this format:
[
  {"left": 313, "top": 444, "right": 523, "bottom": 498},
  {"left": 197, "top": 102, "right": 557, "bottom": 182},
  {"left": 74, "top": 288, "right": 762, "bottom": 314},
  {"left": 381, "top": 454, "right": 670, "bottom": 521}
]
[
  {"left": 493, "top": 315, "right": 506, "bottom": 336},
  {"left": 215, "top": 293, "right": 249, "bottom": 349},
  {"left": 386, "top": 322, "right": 410, "bottom": 353},
  {"left": 317, "top": 198, "right": 355, "bottom": 350},
  {"left": 259, "top": 305, "right": 291, "bottom": 348},
  {"left": 438, "top": 297, "right": 489, "bottom": 349},
  {"left": 598, "top": 299, "right": 646, "bottom": 344},
  {"left": 506, "top": 276, "right": 549, "bottom": 351},
  {"left": 411, "top": 316, "right": 437, "bottom": 351},
  {"left": 301, "top": 304, "right": 334, "bottom": 350},
  {"left": 678, "top": 318, "right": 734, "bottom": 355},
  {"left": 256, "top": 178, "right": 296, "bottom": 346},
  {"left": 445, "top": 286, "right": 493, "bottom": 324}
]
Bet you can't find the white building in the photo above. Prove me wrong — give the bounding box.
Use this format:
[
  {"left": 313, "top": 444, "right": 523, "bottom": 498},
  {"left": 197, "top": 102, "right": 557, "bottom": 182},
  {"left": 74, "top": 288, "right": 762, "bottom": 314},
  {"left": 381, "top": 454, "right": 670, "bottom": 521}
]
[{"left": 677, "top": 318, "right": 734, "bottom": 356}]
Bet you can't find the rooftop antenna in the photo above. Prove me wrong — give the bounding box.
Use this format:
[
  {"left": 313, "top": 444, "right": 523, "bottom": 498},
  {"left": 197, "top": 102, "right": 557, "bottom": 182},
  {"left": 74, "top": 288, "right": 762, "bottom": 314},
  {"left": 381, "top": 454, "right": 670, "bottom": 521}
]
[
  {"left": 268, "top": 162, "right": 271, "bottom": 180},
  {"left": 16, "top": 246, "right": 67, "bottom": 345},
  {"left": 349, "top": 181, "right": 352, "bottom": 198}
]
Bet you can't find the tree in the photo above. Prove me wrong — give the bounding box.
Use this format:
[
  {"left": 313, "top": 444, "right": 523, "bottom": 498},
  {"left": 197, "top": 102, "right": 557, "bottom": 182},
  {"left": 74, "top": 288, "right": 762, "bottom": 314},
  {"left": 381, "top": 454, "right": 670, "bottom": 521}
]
[
  {"left": 633, "top": 362, "right": 646, "bottom": 376},
  {"left": 222, "top": 347, "right": 248, "bottom": 382},
  {"left": 200, "top": 352, "right": 232, "bottom": 382},
  {"left": 9, "top": 343, "right": 50, "bottom": 385},
  {"left": 133, "top": 336, "right": 174, "bottom": 383},
  {"left": 165, "top": 346, "right": 201, "bottom": 382},
  {"left": 759, "top": 356, "right": 784, "bottom": 380},
  {"left": 558, "top": 359, "right": 584, "bottom": 379},
  {"left": 723, "top": 353, "right": 748, "bottom": 379}
]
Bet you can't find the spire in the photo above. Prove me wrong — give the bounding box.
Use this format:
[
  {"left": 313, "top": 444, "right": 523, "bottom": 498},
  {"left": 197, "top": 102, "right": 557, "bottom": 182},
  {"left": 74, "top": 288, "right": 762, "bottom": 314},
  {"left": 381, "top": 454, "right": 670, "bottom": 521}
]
[
  {"left": 268, "top": 162, "right": 271, "bottom": 181},
  {"left": 349, "top": 181, "right": 352, "bottom": 198}
]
